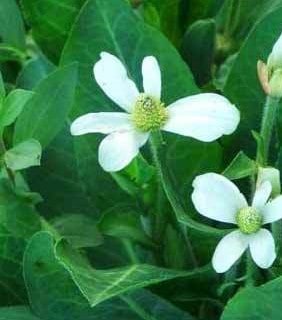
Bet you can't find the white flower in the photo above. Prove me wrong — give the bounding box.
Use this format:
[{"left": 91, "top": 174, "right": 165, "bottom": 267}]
[
  {"left": 191, "top": 173, "right": 282, "bottom": 273},
  {"left": 71, "top": 52, "right": 240, "bottom": 172},
  {"left": 268, "top": 33, "right": 282, "bottom": 72}
]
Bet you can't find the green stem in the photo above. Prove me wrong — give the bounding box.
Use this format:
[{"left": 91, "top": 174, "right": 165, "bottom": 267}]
[
  {"left": 154, "top": 180, "right": 166, "bottom": 244},
  {"left": 149, "top": 131, "right": 198, "bottom": 268},
  {"left": 245, "top": 251, "right": 255, "bottom": 287},
  {"left": 248, "top": 95, "right": 280, "bottom": 285},
  {"left": 257, "top": 95, "right": 280, "bottom": 165},
  {"left": 258, "top": 96, "right": 281, "bottom": 257}
]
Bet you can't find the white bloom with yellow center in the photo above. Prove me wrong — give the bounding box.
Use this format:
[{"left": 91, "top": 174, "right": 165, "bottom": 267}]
[
  {"left": 71, "top": 52, "right": 240, "bottom": 172},
  {"left": 191, "top": 173, "right": 282, "bottom": 273}
]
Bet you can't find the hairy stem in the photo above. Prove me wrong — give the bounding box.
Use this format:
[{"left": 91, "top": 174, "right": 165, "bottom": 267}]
[
  {"left": 245, "top": 251, "right": 255, "bottom": 287},
  {"left": 250, "top": 95, "right": 280, "bottom": 284},
  {"left": 258, "top": 95, "right": 280, "bottom": 165}
]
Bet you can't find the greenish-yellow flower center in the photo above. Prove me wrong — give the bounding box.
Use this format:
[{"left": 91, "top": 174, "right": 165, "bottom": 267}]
[
  {"left": 132, "top": 94, "right": 168, "bottom": 132},
  {"left": 236, "top": 207, "right": 262, "bottom": 234}
]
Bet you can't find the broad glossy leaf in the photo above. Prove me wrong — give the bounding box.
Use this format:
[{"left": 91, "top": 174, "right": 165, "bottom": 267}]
[
  {"left": 4, "top": 139, "right": 42, "bottom": 171},
  {"left": 0, "top": 0, "right": 25, "bottom": 50},
  {"left": 24, "top": 231, "right": 197, "bottom": 320},
  {"left": 21, "top": 0, "right": 86, "bottom": 63},
  {"left": 0, "top": 306, "right": 40, "bottom": 320},
  {"left": 221, "top": 276, "right": 282, "bottom": 319},
  {"left": 14, "top": 64, "right": 77, "bottom": 148},
  {"left": 0, "top": 89, "right": 34, "bottom": 128},
  {"left": 55, "top": 236, "right": 209, "bottom": 307},
  {"left": 224, "top": 6, "right": 282, "bottom": 154},
  {"left": 26, "top": 126, "right": 128, "bottom": 219}
]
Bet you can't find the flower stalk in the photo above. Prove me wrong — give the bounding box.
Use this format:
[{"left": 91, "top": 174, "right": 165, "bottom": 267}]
[{"left": 258, "top": 95, "right": 280, "bottom": 165}]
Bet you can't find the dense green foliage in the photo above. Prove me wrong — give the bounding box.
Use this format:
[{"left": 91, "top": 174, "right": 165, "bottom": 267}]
[{"left": 1, "top": 0, "right": 282, "bottom": 319}]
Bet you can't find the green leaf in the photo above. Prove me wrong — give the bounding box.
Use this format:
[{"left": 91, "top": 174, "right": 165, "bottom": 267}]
[
  {"left": 221, "top": 276, "right": 282, "bottom": 319},
  {"left": 27, "top": 0, "right": 198, "bottom": 218},
  {"left": 14, "top": 64, "right": 78, "bottom": 148},
  {"left": 222, "top": 151, "right": 257, "bottom": 180},
  {"left": 99, "top": 204, "right": 152, "bottom": 247},
  {"left": 214, "top": 53, "right": 237, "bottom": 91},
  {"left": 163, "top": 224, "right": 189, "bottom": 269},
  {"left": 165, "top": 137, "right": 222, "bottom": 215},
  {"left": 142, "top": 0, "right": 182, "bottom": 46},
  {"left": 0, "top": 306, "right": 40, "bottom": 320},
  {"left": 55, "top": 235, "right": 210, "bottom": 307},
  {"left": 216, "top": 0, "right": 282, "bottom": 42},
  {"left": 52, "top": 214, "right": 103, "bottom": 249},
  {"left": 112, "top": 156, "right": 155, "bottom": 198},
  {"left": 182, "top": 19, "right": 216, "bottom": 86},
  {"left": 0, "top": 89, "right": 34, "bottom": 128},
  {"left": 224, "top": 6, "right": 282, "bottom": 153},
  {"left": 141, "top": 2, "right": 161, "bottom": 30},
  {"left": 0, "top": 43, "right": 26, "bottom": 62},
  {"left": 16, "top": 56, "right": 55, "bottom": 90},
  {"left": 0, "top": 0, "right": 26, "bottom": 50},
  {"left": 186, "top": 0, "right": 223, "bottom": 25},
  {"left": 0, "top": 179, "right": 41, "bottom": 304},
  {"left": 21, "top": 0, "right": 86, "bottom": 63},
  {"left": 4, "top": 139, "right": 42, "bottom": 171},
  {"left": 23, "top": 231, "right": 198, "bottom": 320}
]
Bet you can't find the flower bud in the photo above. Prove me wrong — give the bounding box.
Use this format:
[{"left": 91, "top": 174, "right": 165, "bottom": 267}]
[
  {"left": 258, "top": 33, "right": 282, "bottom": 98},
  {"left": 267, "top": 33, "right": 282, "bottom": 72}
]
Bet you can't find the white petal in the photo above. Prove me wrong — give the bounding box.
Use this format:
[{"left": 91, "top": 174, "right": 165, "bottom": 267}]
[
  {"left": 142, "top": 56, "right": 161, "bottom": 99},
  {"left": 98, "top": 130, "right": 149, "bottom": 172},
  {"left": 252, "top": 181, "right": 272, "bottom": 210},
  {"left": 94, "top": 52, "right": 139, "bottom": 112},
  {"left": 191, "top": 173, "right": 247, "bottom": 224},
  {"left": 70, "top": 112, "right": 132, "bottom": 135},
  {"left": 212, "top": 230, "right": 249, "bottom": 273},
  {"left": 262, "top": 195, "right": 282, "bottom": 224},
  {"left": 163, "top": 93, "right": 240, "bottom": 142},
  {"left": 249, "top": 229, "right": 276, "bottom": 269},
  {"left": 257, "top": 167, "right": 281, "bottom": 197},
  {"left": 268, "top": 32, "right": 282, "bottom": 70}
]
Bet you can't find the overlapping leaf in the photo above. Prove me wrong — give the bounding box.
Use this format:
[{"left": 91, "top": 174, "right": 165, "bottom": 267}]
[
  {"left": 24, "top": 231, "right": 199, "bottom": 320},
  {"left": 21, "top": 0, "right": 86, "bottom": 63}
]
